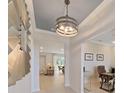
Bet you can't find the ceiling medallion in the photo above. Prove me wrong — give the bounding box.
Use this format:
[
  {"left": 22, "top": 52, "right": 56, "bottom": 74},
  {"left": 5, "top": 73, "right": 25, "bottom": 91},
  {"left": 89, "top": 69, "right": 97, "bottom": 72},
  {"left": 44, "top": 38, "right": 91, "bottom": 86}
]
[{"left": 55, "top": 0, "right": 78, "bottom": 37}]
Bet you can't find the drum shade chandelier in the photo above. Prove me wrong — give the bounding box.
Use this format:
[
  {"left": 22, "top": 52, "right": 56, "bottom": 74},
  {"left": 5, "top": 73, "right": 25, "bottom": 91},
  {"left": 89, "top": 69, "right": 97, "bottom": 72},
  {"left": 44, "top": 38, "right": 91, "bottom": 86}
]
[{"left": 55, "top": 0, "right": 78, "bottom": 37}]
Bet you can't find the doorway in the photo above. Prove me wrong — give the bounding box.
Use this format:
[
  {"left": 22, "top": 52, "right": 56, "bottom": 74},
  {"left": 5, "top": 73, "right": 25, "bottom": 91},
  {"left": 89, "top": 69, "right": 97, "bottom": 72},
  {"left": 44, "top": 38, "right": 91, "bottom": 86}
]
[
  {"left": 39, "top": 53, "right": 65, "bottom": 93},
  {"left": 53, "top": 54, "right": 64, "bottom": 76}
]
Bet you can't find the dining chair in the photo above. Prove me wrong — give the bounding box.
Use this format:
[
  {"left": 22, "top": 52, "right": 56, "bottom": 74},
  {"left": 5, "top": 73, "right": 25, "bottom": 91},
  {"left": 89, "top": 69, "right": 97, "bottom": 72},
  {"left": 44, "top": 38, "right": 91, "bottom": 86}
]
[{"left": 97, "top": 65, "right": 106, "bottom": 78}]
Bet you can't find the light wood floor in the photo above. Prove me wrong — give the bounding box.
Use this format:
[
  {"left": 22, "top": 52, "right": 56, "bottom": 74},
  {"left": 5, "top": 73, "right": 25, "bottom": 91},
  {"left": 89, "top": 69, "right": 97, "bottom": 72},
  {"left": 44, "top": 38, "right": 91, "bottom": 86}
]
[
  {"left": 39, "top": 72, "right": 115, "bottom": 93},
  {"left": 40, "top": 71, "right": 75, "bottom": 93}
]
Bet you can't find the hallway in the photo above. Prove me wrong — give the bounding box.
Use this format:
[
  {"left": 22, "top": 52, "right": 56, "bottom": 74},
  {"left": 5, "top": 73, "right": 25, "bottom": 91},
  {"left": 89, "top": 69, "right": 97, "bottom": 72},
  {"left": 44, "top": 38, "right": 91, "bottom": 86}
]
[{"left": 40, "top": 73, "right": 75, "bottom": 93}]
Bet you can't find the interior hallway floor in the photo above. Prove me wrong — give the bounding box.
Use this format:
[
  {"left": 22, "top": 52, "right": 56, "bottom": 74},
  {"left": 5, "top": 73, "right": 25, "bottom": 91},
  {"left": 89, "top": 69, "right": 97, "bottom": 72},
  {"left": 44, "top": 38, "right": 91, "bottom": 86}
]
[
  {"left": 39, "top": 72, "right": 115, "bottom": 93},
  {"left": 39, "top": 71, "right": 75, "bottom": 93}
]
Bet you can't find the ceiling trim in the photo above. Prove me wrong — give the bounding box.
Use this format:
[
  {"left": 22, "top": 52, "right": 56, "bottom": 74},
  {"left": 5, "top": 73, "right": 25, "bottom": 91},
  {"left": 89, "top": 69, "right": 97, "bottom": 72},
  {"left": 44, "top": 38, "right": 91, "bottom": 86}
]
[
  {"left": 70, "top": 0, "right": 114, "bottom": 45},
  {"left": 36, "top": 28, "right": 57, "bottom": 36},
  {"left": 78, "top": 0, "right": 114, "bottom": 28},
  {"left": 88, "top": 28, "right": 114, "bottom": 40},
  {"left": 88, "top": 40, "right": 115, "bottom": 47},
  {"left": 34, "top": 28, "right": 70, "bottom": 45}
]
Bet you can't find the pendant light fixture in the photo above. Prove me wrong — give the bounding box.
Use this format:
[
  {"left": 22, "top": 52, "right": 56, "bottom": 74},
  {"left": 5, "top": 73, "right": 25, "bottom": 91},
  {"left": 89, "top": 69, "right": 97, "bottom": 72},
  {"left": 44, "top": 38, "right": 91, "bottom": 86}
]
[{"left": 55, "top": 0, "right": 78, "bottom": 37}]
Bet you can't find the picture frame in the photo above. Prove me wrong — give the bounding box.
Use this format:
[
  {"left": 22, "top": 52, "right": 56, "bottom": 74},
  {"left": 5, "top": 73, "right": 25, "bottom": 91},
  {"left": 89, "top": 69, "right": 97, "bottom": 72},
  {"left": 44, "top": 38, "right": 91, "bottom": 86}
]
[
  {"left": 96, "top": 54, "right": 104, "bottom": 61},
  {"left": 84, "top": 53, "right": 93, "bottom": 61}
]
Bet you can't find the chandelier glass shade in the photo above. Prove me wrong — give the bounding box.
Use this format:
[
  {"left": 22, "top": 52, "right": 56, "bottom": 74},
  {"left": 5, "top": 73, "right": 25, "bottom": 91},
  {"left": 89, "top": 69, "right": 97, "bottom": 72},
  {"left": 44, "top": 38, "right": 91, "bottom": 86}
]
[{"left": 55, "top": 0, "right": 78, "bottom": 37}]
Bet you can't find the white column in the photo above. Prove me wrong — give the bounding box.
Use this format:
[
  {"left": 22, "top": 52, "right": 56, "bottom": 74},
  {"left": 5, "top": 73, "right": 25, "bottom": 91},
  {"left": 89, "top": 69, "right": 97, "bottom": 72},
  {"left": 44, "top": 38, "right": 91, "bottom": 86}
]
[
  {"left": 64, "top": 39, "right": 70, "bottom": 87},
  {"left": 81, "top": 45, "right": 84, "bottom": 93},
  {"left": 24, "top": 0, "right": 40, "bottom": 92},
  {"left": 31, "top": 41, "right": 40, "bottom": 93}
]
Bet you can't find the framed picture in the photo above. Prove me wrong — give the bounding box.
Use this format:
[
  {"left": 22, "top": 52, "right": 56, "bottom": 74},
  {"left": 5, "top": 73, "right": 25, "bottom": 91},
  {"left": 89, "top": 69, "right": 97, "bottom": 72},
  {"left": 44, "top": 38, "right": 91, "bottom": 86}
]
[
  {"left": 96, "top": 54, "right": 104, "bottom": 61},
  {"left": 84, "top": 53, "right": 93, "bottom": 61}
]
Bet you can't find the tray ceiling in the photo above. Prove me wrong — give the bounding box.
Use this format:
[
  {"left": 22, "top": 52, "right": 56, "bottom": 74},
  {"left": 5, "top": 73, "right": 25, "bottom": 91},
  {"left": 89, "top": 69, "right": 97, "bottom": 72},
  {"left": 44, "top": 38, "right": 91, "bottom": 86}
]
[
  {"left": 90, "top": 30, "right": 115, "bottom": 45},
  {"left": 33, "top": 0, "right": 103, "bottom": 32}
]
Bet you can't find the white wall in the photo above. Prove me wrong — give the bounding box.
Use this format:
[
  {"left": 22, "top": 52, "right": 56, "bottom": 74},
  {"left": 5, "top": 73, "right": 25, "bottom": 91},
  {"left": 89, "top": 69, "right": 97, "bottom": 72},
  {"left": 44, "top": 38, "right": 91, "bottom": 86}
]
[
  {"left": 81, "top": 42, "right": 115, "bottom": 77},
  {"left": 46, "top": 53, "right": 53, "bottom": 66},
  {"left": 110, "top": 47, "right": 115, "bottom": 67},
  {"left": 69, "top": 42, "right": 83, "bottom": 93},
  {"left": 39, "top": 55, "right": 46, "bottom": 73}
]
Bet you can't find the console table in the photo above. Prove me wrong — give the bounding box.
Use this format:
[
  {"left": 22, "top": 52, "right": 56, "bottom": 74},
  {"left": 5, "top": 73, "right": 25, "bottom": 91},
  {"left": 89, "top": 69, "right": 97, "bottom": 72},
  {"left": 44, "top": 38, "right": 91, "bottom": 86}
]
[
  {"left": 47, "top": 69, "right": 54, "bottom": 75},
  {"left": 100, "top": 72, "right": 115, "bottom": 92}
]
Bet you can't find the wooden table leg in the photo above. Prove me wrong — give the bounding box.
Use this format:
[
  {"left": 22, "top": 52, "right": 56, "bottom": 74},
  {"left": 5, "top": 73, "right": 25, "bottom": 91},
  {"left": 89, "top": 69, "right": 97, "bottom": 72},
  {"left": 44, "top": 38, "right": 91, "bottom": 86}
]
[{"left": 100, "top": 77, "right": 104, "bottom": 89}]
